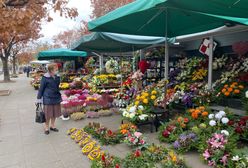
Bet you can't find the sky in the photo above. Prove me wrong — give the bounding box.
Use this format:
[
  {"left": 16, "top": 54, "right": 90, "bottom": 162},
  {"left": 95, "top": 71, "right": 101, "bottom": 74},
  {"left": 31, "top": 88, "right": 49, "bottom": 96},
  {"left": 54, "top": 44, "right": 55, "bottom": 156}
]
[{"left": 39, "top": 0, "right": 92, "bottom": 43}]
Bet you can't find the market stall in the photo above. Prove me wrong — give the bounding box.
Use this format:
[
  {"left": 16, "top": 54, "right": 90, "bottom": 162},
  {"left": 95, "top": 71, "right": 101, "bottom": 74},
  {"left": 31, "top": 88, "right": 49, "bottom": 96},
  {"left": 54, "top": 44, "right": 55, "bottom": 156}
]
[{"left": 83, "top": 0, "right": 248, "bottom": 167}]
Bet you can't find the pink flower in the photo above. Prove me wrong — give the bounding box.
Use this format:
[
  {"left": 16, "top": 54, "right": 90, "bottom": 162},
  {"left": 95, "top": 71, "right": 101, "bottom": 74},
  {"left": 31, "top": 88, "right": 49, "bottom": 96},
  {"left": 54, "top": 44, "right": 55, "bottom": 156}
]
[
  {"left": 221, "top": 154, "right": 229, "bottom": 166},
  {"left": 130, "top": 137, "right": 135, "bottom": 143},
  {"left": 134, "top": 132, "right": 142, "bottom": 138},
  {"left": 203, "top": 149, "right": 211, "bottom": 160},
  {"left": 140, "top": 139, "right": 145, "bottom": 145},
  {"left": 208, "top": 160, "right": 216, "bottom": 167}
]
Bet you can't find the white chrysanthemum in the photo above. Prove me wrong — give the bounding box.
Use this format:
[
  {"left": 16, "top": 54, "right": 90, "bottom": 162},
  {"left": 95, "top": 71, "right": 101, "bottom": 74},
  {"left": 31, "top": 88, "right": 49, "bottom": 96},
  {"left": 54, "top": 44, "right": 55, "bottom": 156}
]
[
  {"left": 138, "top": 105, "right": 144, "bottom": 111},
  {"left": 129, "top": 113, "right": 135, "bottom": 119},
  {"left": 246, "top": 91, "right": 248, "bottom": 98},
  {"left": 219, "top": 111, "right": 226, "bottom": 117},
  {"left": 221, "top": 130, "right": 229, "bottom": 136},
  {"left": 215, "top": 113, "right": 222, "bottom": 120},
  {"left": 221, "top": 117, "right": 229, "bottom": 124},
  {"left": 122, "top": 111, "right": 128, "bottom": 117},
  {"left": 139, "top": 114, "right": 148, "bottom": 120},
  {"left": 209, "top": 120, "right": 216, "bottom": 126},
  {"left": 208, "top": 114, "right": 214, "bottom": 119},
  {"left": 231, "top": 155, "right": 240, "bottom": 161},
  {"left": 129, "top": 106, "right": 136, "bottom": 113}
]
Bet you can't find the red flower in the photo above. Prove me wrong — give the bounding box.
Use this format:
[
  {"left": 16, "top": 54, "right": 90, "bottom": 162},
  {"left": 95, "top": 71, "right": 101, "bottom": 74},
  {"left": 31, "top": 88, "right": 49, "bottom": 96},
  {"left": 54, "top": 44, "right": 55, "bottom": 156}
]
[
  {"left": 107, "top": 130, "right": 113, "bottom": 136},
  {"left": 101, "top": 154, "right": 105, "bottom": 162},
  {"left": 239, "top": 120, "right": 246, "bottom": 126},
  {"left": 166, "top": 125, "right": 174, "bottom": 132},
  {"left": 115, "top": 164, "right": 120, "bottom": 168},
  {"left": 241, "top": 116, "right": 248, "bottom": 121},
  {"left": 235, "top": 127, "right": 244, "bottom": 134},
  {"left": 228, "top": 120, "right": 235, "bottom": 126},
  {"left": 162, "top": 130, "right": 170, "bottom": 138},
  {"left": 134, "top": 149, "right": 142, "bottom": 157},
  {"left": 184, "top": 118, "right": 189, "bottom": 123}
]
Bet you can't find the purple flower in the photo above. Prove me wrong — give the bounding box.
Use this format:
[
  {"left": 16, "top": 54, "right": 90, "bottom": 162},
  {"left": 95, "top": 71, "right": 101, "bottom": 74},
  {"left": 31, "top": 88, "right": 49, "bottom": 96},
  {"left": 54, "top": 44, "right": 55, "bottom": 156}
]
[
  {"left": 179, "top": 134, "right": 187, "bottom": 141},
  {"left": 187, "top": 133, "right": 197, "bottom": 139},
  {"left": 173, "top": 140, "right": 181, "bottom": 149}
]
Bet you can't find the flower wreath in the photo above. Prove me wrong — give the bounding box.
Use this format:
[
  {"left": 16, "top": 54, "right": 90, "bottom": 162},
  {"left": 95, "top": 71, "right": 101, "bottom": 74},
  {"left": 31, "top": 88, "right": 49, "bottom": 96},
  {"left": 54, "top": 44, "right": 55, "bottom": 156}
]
[{"left": 105, "top": 59, "right": 119, "bottom": 74}]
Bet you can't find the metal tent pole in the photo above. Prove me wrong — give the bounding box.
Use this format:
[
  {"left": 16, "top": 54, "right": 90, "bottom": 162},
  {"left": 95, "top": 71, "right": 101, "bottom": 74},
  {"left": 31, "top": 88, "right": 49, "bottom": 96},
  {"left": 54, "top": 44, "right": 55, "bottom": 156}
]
[{"left": 208, "top": 36, "right": 214, "bottom": 90}]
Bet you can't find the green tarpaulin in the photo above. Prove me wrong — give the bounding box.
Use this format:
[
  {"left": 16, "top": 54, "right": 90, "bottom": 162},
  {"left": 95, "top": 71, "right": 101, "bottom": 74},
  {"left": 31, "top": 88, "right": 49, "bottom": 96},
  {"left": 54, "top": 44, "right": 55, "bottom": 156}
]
[
  {"left": 37, "top": 48, "right": 87, "bottom": 60},
  {"left": 72, "top": 32, "right": 172, "bottom": 52},
  {"left": 88, "top": 0, "right": 248, "bottom": 37}
]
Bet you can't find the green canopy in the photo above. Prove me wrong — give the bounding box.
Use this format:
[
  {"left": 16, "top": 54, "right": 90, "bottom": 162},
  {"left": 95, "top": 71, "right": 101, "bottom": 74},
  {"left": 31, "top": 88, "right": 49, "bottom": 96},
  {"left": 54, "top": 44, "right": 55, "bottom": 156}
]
[
  {"left": 37, "top": 48, "right": 87, "bottom": 60},
  {"left": 88, "top": 0, "right": 248, "bottom": 37},
  {"left": 72, "top": 32, "right": 172, "bottom": 52}
]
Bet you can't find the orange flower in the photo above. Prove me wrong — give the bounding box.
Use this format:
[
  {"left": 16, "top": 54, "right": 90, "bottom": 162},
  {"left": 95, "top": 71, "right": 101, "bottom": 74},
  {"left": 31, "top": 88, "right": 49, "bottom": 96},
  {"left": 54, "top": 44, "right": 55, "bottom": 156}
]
[
  {"left": 194, "top": 109, "right": 201, "bottom": 114},
  {"left": 224, "top": 92, "right": 230, "bottom": 96},
  {"left": 238, "top": 85, "right": 244, "bottom": 89},
  {"left": 224, "top": 84, "right": 229, "bottom": 88},
  {"left": 192, "top": 112, "right": 199, "bottom": 119},
  {"left": 120, "top": 129, "right": 128, "bottom": 135},
  {"left": 202, "top": 111, "right": 209, "bottom": 117},
  {"left": 188, "top": 109, "right": 195, "bottom": 113},
  {"left": 199, "top": 106, "right": 205, "bottom": 111},
  {"left": 221, "top": 88, "right": 227, "bottom": 93},
  {"left": 228, "top": 88, "right": 233, "bottom": 92},
  {"left": 230, "top": 84, "right": 235, "bottom": 88},
  {"left": 234, "top": 89, "right": 240, "bottom": 94},
  {"left": 177, "top": 117, "right": 182, "bottom": 123},
  {"left": 180, "top": 123, "right": 186, "bottom": 128},
  {"left": 232, "top": 82, "right": 238, "bottom": 86}
]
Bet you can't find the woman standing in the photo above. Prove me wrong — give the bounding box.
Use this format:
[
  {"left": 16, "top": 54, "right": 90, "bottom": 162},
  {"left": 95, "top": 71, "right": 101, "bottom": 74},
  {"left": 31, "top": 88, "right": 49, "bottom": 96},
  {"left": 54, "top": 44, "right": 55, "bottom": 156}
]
[{"left": 37, "top": 63, "right": 62, "bottom": 135}]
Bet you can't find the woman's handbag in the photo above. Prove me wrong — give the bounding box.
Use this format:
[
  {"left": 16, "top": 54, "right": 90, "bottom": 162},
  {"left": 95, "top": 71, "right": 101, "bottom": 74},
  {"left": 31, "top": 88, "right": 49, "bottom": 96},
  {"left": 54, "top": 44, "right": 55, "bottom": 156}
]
[{"left": 35, "top": 103, "right": 46, "bottom": 123}]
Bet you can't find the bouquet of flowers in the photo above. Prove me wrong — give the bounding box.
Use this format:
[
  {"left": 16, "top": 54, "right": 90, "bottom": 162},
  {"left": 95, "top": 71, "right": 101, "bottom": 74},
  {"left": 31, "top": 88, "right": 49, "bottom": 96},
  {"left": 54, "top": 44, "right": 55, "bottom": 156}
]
[
  {"left": 208, "top": 110, "right": 230, "bottom": 128},
  {"left": 228, "top": 116, "right": 248, "bottom": 139},
  {"left": 188, "top": 106, "right": 209, "bottom": 121},
  {"left": 173, "top": 132, "right": 198, "bottom": 153},
  {"left": 122, "top": 105, "right": 149, "bottom": 123},
  {"left": 202, "top": 132, "right": 234, "bottom": 167},
  {"left": 219, "top": 82, "right": 244, "bottom": 97},
  {"left": 124, "top": 131, "right": 146, "bottom": 148}
]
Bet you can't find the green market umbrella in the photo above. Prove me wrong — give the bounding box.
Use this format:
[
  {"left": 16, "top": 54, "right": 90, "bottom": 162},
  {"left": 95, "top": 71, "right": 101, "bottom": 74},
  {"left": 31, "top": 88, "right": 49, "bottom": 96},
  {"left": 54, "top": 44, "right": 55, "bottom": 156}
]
[
  {"left": 88, "top": 0, "right": 248, "bottom": 37},
  {"left": 72, "top": 32, "right": 172, "bottom": 52},
  {"left": 37, "top": 48, "right": 87, "bottom": 60},
  {"left": 88, "top": 0, "right": 248, "bottom": 84}
]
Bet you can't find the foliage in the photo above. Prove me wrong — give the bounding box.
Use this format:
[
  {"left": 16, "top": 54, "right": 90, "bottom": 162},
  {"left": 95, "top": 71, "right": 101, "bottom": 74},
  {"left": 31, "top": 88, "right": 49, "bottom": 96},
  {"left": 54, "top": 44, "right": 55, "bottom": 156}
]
[
  {"left": 91, "top": 153, "right": 121, "bottom": 168},
  {"left": 84, "top": 122, "right": 124, "bottom": 145},
  {"left": 0, "top": 0, "right": 78, "bottom": 81},
  {"left": 90, "top": 0, "right": 134, "bottom": 18}
]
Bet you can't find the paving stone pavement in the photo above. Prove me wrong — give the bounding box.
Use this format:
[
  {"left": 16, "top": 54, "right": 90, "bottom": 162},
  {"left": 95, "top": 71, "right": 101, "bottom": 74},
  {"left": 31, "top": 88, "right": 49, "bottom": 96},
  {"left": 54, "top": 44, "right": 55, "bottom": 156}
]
[{"left": 0, "top": 75, "right": 209, "bottom": 168}]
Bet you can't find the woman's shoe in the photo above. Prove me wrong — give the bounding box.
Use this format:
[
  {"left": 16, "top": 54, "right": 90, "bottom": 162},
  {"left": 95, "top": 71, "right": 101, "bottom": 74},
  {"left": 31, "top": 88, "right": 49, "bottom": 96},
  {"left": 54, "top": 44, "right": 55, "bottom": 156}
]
[
  {"left": 50, "top": 127, "right": 59, "bottom": 132},
  {"left": 44, "top": 130, "right": 50, "bottom": 135}
]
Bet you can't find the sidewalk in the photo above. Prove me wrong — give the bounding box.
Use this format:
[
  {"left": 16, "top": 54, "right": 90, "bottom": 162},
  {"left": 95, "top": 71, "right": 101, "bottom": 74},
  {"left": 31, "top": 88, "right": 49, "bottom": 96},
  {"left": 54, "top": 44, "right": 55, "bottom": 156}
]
[{"left": 0, "top": 75, "right": 209, "bottom": 168}]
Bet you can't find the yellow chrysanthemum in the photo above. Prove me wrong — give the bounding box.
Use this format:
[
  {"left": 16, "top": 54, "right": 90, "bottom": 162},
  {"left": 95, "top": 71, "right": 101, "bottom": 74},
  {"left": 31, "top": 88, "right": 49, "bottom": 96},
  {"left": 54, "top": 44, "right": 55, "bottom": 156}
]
[
  {"left": 143, "top": 99, "right": 148, "bottom": 104},
  {"left": 136, "top": 95, "right": 140, "bottom": 100},
  {"left": 151, "top": 95, "right": 156, "bottom": 100},
  {"left": 140, "top": 96, "right": 146, "bottom": 100},
  {"left": 135, "top": 101, "right": 139, "bottom": 106},
  {"left": 151, "top": 90, "right": 157, "bottom": 95}
]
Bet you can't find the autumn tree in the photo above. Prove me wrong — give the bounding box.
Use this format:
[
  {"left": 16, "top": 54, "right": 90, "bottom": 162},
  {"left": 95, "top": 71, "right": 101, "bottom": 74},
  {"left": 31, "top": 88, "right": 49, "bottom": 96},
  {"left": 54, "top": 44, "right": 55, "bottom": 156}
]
[
  {"left": 53, "top": 28, "right": 81, "bottom": 48},
  {"left": 0, "top": 0, "right": 78, "bottom": 82},
  {"left": 90, "top": 0, "right": 134, "bottom": 18},
  {"left": 17, "top": 52, "right": 34, "bottom": 65}
]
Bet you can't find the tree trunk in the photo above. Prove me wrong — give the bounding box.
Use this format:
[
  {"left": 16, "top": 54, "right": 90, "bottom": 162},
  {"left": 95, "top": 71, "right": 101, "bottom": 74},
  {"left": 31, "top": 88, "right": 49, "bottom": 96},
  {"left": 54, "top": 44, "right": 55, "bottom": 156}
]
[
  {"left": 1, "top": 56, "right": 11, "bottom": 82},
  {"left": 12, "top": 56, "right": 17, "bottom": 75}
]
